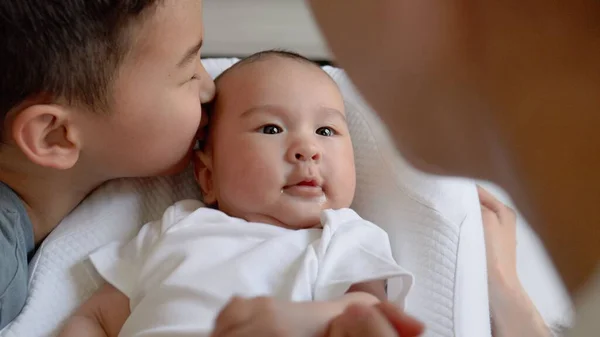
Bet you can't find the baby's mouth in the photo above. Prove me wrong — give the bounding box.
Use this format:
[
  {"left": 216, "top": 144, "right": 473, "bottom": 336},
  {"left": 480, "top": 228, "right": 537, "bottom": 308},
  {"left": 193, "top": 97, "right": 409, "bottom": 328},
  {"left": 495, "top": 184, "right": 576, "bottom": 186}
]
[
  {"left": 296, "top": 180, "right": 318, "bottom": 187},
  {"left": 283, "top": 180, "right": 325, "bottom": 198}
]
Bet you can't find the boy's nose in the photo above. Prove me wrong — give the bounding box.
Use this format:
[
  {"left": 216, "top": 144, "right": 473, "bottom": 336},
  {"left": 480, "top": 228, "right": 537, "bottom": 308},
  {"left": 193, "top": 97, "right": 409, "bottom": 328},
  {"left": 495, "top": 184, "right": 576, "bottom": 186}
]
[{"left": 198, "top": 64, "right": 216, "bottom": 104}]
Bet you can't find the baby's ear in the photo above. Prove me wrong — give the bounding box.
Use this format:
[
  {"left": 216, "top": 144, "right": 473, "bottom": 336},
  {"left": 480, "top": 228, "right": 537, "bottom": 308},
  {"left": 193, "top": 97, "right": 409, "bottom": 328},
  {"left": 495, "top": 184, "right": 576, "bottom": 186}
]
[{"left": 193, "top": 150, "right": 217, "bottom": 205}]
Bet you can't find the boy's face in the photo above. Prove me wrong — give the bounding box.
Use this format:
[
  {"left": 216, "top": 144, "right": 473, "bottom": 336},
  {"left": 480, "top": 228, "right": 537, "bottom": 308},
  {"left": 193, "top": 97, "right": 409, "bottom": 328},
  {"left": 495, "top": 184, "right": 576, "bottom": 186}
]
[
  {"left": 199, "top": 57, "right": 356, "bottom": 229},
  {"left": 79, "top": 0, "right": 215, "bottom": 178}
]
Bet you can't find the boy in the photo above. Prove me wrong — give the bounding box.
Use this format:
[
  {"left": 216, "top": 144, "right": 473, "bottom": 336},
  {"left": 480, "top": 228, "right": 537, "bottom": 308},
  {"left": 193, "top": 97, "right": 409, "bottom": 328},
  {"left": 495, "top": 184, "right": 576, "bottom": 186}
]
[
  {"left": 0, "top": 0, "right": 215, "bottom": 329},
  {"left": 58, "top": 51, "right": 413, "bottom": 337}
]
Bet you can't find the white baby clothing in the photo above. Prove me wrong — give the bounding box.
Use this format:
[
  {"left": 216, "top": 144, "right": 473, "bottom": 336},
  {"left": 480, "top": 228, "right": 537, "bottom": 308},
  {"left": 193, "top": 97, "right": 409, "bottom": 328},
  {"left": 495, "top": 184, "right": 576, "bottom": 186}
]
[{"left": 89, "top": 200, "right": 413, "bottom": 337}]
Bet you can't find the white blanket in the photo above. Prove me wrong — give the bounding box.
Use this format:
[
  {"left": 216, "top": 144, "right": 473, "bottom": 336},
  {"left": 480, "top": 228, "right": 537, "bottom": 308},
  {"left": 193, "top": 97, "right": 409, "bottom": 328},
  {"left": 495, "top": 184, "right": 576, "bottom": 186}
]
[
  {"left": 91, "top": 201, "right": 413, "bottom": 336},
  {"left": 1, "top": 59, "right": 491, "bottom": 337}
]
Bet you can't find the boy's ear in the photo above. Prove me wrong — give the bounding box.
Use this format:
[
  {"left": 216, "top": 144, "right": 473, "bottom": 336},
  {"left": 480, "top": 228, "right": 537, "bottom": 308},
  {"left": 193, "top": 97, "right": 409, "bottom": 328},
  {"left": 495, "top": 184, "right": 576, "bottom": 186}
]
[
  {"left": 11, "top": 104, "right": 81, "bottom": 170},
  {"left": 193, "top": 150, "right": 217, "bottom": 205}
]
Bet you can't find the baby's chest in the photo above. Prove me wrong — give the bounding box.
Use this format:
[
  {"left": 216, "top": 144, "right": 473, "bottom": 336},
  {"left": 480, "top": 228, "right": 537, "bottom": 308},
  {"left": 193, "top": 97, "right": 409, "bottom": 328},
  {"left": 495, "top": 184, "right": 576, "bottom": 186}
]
[{"left": 135, "top": 227, "right": 322, "bottom": 302}]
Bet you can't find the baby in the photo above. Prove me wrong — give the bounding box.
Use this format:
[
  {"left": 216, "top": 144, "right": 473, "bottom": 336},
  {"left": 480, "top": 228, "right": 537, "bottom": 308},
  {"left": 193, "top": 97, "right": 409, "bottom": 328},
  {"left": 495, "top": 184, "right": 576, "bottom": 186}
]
[{"left": 60, "top": 51, "right": 413, "bottom": 337}]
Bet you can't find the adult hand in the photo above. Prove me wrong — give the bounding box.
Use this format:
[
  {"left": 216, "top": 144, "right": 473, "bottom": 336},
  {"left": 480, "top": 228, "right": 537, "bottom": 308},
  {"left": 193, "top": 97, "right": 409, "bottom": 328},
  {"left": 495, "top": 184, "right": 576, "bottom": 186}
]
[
  {"left": 211, "top": 295, "right": 381, "bottom": 337},
  {"left": 210, "top": 296, "right": 320, "bottom": 337},
  {"left": 478, "top": 186, "right": 551, "bottom": 337},
  {"left": 478, "top": 185, "right": 521, "bottom": 297},
  {"left": 326, "top": 303, "right": 424, "bottom": 337}
]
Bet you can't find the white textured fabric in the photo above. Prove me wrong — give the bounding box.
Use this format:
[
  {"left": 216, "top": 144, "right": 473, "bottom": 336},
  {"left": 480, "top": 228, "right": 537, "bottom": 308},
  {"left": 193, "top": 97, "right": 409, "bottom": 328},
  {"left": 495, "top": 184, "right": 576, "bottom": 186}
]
[
  {"left": 0, "top": 59, "right": 490, "bottom": 337},
  {"left": 90, "top": 201, "right": 412, "bottom": 337}
]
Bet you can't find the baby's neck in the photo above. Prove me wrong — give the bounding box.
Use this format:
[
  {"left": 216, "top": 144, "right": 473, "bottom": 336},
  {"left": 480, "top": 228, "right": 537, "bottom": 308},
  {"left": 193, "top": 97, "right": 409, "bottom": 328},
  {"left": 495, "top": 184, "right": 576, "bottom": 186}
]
[
  {"left": 237, "top": 212, "right": 322, "bottom": 230},
  {"left": 0, "top": 150, "right": 106, "bottom": 245}
]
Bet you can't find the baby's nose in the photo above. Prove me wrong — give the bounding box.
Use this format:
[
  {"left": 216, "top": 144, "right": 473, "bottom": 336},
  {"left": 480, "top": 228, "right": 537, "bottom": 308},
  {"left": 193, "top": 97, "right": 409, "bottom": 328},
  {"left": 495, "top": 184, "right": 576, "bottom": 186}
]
[
  {"left": 289, "top": 143, "right": 322, "bottom": 163},
  {"left": 295, "top": 151, "right": 320, "bottom": 162}
]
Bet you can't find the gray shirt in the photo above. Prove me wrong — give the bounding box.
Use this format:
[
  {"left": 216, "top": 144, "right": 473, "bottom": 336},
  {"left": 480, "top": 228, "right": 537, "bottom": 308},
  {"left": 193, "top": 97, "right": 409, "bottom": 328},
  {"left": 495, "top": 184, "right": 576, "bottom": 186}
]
[{"left": 0, "top": 182, "right": 34, "bottom": 330}]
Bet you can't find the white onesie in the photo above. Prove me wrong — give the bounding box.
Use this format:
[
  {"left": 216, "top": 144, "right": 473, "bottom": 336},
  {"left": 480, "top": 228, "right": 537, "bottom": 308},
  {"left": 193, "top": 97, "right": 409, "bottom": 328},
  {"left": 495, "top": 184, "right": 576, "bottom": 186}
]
[{"left": 89, "top": 200, "right": 413, "bottom": 337}]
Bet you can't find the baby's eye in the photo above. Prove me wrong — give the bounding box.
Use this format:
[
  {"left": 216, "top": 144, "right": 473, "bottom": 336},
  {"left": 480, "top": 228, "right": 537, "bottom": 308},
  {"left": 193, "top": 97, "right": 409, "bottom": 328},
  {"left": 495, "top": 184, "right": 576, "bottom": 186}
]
[
  {"left": 260, "top": 124, "right": 283, "bottom": 135},
  {"left": 316, "top": 127, "right": 335, "bottom": 137}
]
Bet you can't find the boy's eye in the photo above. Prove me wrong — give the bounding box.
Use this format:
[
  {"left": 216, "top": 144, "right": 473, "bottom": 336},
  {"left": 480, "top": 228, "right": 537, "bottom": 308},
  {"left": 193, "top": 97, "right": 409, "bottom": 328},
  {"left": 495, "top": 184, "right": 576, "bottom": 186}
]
[
  {"left": 316, "top": 127, "right": 335, "bottom": 137},
  {"left": 260, "top": 124, "right": 283, "bottom": 135}
]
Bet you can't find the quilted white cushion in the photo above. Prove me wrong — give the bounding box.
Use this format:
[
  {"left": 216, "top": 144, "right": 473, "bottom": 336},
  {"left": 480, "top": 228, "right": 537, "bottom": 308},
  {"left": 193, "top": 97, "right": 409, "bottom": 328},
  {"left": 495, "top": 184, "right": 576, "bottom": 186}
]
[{"left": 0, "top": 59, "right": 490, "bottom": 337}]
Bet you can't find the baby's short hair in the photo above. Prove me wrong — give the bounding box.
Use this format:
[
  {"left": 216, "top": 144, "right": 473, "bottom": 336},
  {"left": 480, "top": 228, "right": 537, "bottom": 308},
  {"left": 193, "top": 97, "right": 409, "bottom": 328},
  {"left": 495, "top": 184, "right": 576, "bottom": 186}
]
[
  {"left": 0, "top": 0, "right": 162, "bottom": 142},
  {"left": 214, "top": 49, "right": 322, "bottom": 84},
  {"left": 199, "top": 50, "right": 328, "bottom": 150}
]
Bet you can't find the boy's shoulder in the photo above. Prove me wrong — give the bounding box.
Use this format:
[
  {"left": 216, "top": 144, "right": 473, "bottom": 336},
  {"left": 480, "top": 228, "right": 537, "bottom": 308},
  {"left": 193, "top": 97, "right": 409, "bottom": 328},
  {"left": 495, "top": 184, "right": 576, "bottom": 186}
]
[
  {"left": 0, "top": 183, "right": 34, "bottom": 250},
  {"left": 0, "top": 179, "right": 34, "bottom": 245},
  {"left": 0, "top": 182, "right": 35, "bottom": 330}
]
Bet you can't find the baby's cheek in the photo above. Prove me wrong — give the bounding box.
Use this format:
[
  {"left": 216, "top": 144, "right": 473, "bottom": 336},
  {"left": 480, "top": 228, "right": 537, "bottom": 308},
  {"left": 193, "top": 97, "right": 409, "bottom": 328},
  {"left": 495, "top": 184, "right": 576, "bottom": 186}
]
[
  {"left": 330, "top": 159, "right": 357, "bottom": 208},
  {"left": 222, "top": 157, "right": 277, "bottom": 201}
]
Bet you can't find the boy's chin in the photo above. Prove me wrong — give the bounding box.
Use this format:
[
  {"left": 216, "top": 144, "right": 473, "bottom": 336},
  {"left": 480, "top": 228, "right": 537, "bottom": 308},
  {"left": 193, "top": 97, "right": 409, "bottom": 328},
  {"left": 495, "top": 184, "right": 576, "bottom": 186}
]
[
  {"left": 149, "top": 152, "right": 194, "bottom": 177},
  {"left": 159, "top": 160, "right": 193, "bottom": 176}
]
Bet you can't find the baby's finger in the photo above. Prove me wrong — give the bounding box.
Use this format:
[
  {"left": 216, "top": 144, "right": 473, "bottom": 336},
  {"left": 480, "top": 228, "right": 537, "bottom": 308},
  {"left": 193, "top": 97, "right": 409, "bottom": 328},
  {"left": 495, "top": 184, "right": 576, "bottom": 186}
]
[
  {"left": 340, "top": 304, "right": 399, "bottom": 337},
  {"left": 375, "top": 302, "right": 424, "bottom": 337}
]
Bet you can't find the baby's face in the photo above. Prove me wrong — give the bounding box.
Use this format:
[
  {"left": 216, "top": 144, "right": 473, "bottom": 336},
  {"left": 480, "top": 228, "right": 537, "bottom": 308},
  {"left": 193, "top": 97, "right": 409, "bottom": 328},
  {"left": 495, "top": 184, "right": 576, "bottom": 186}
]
[{"left": 196, "top": 56, "right": 356, "bottom": 229}]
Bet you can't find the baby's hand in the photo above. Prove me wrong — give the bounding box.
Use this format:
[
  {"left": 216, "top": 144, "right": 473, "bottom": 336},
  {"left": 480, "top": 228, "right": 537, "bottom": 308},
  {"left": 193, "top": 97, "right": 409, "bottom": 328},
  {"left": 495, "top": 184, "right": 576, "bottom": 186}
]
[{"left": 210, "top": 296, "right": 339, "bottom": 337}]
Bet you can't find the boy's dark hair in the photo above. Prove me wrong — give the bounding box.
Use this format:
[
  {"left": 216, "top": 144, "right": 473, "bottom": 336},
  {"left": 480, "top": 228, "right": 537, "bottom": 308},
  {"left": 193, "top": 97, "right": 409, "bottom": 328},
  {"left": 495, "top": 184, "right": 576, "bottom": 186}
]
[{"left": 0, "top": 0, "right": 162, "bottom": 142}]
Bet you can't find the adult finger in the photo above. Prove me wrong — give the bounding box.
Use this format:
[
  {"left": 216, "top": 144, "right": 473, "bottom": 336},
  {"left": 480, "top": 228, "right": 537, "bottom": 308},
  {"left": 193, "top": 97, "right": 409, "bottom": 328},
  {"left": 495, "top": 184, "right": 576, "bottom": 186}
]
[
  {"left": 338, "top": 304, "right": 399, "bottom": 337},
  {"left": 476, "top": 185, "right": 517, "bottom": 224},
  {"left": 211, "top": 297, "right": 253, "bottom": 337},
  {"left": 325, "top": 315, "right": 347, "bottom": 337},
  {"left": 375, "top": 302, "right": 424, "bottom": 337},
  {"left": 481, "top": 204, "right": 500, "bottom": 227},
  {"left": 477, "top": 185, "right": 503, "bottom": 212},
  {"left": 213, "top": 322, "right": 283, "bottom": 337}
]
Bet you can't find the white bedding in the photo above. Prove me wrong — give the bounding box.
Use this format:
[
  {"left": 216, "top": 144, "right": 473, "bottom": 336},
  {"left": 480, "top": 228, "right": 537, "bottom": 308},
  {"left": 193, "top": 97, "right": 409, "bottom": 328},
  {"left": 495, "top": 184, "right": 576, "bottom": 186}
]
[
  {"left": 92, "top": 203, "right": 413, "bottom": 337},
  {"left": 1, "top": 59, "right": 491, "bottom": 337}
]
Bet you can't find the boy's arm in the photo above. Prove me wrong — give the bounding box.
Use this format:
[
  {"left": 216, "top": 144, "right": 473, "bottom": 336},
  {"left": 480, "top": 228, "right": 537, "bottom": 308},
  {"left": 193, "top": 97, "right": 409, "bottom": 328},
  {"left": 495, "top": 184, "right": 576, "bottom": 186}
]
[{"left": 59, "top": 284, "right": 130, "bottom": 337}]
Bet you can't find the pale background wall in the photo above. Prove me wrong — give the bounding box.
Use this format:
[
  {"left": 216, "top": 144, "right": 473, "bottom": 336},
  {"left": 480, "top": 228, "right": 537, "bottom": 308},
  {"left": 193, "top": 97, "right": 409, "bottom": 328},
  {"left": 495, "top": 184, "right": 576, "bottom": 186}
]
[
  {"left": 202, "top": 0, "right": 573, "bottom": 327},
  {"left": 203, "top": 0, "right": 330, "bottom": 59}
]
